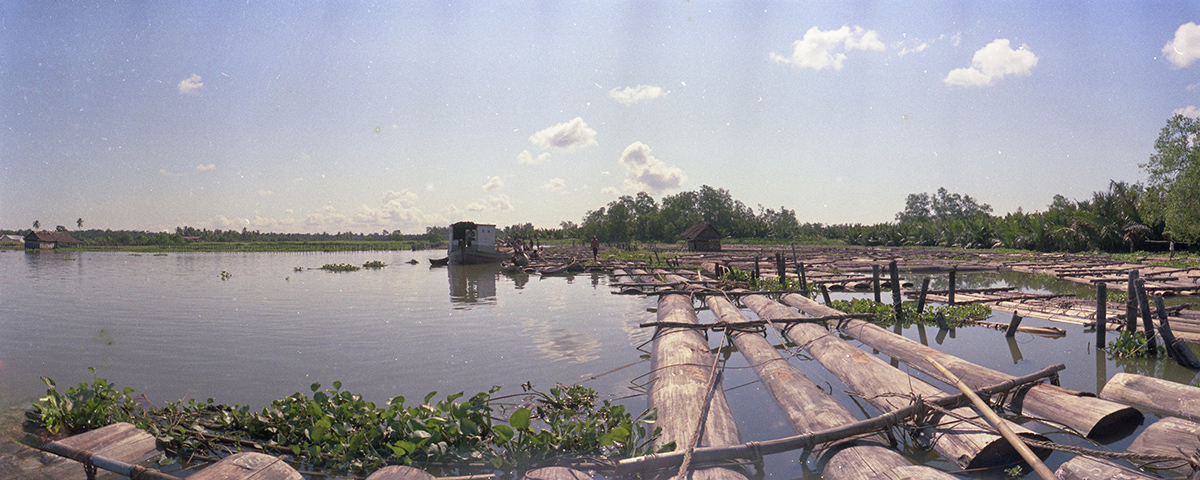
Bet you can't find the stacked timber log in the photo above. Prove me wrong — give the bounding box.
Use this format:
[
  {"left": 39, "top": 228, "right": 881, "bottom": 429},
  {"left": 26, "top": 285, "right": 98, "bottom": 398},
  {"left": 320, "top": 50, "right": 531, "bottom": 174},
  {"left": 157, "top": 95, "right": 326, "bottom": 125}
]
[
  {"left": 644, "top": 270, "right": 747, "bottom": 480},
  {"left": 1125, "top": 417, "right": 1200, "bottom": 476},
  {"left": 680, "top": 280, "right": 957, "bottom": 479},
  {"left": 743, "top": 293, "right": 1053, "bottom": 470},
  {"left": 1054, "top": 456, "right": 1161, "bottom": 480},
  {"left": 827, "top": 315, "right": 1143, "bottom": 439}
]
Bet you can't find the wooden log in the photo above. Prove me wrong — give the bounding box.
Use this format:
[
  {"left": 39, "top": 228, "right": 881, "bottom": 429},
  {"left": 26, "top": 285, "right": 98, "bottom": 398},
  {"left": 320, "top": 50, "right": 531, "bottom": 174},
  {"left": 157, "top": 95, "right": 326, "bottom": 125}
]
[
  {"left": 827, "top": 315, "right": 1143, "bottom": 439},
  {"left": 1135, "top": 278, "right": 1159, "bottom": 352},
  {"left": 1127, "top": 271, "right": 1139, "bottom": 332},
  {"left": 366, "top": 465, "right": 436, "bottom": 480},
  {"left": 756, "top": 295, "right": 1052, "bottom": 470},
  {"left": 872, "top": 264, "right": 881, "bottom": 303},
  {"left": 916, "top": 277, "right": 931, "bottom": 314},
  {"left": 649, "top": 276, "right": 746, "bottom": 480},
  {"left": 1100, "top": 373, "right": 1200, "bottom": 423},
  {"left": 1055, "top": 456, "right": 1161, "bottom": 480},
  {"left": 1155, "top": 294, "right": 1200, "bottom": 369},
  {"left": 1097, "top": 283, "right": 1107, "bottom": 349},
  {"left": 709, "top": 292, "right": 956, "bottom": 480},
  {"left": 948, "top": 266, "right": 957, "bottom": 305},
  {"left": 521, "top": 466, "right": 594, "bottom": 480},
  {"left": 1005, "top": 311, "right": 1023, "bottom": 337},
  {"left": 190, "top": 452, "right": 302, "bottom": 480},
  {"left": 889, "top": 260, "right": 903, "bottom": 324},
  {"left": 41, "top": 422, "right": 177, "bottom": 480},
  {"left": 1125, "top": 416, "right": 1200, "bottom": 476}
]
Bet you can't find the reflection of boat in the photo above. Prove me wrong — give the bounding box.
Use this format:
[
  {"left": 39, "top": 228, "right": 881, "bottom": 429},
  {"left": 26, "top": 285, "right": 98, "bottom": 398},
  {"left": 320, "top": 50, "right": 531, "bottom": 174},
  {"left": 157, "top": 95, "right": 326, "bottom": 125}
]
[
  {"left": 447, "top": 222, "right": 507, "bottom": 265},
  {"left": 448, "top": 262, "right": 499, "bottom": 306},
  {"left": 429, "top": 257, "right": 449, "bottom": 267}
]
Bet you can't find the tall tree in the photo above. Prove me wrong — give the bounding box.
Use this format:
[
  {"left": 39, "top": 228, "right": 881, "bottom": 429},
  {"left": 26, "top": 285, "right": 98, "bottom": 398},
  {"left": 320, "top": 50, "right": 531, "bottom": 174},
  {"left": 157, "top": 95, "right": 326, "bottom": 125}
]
[
  {"left": 77, "top": 218, "right": 84, "bottom": 229},
  {"left": 1143, "top": 114, "right": 1200, "bottom": 242},
  {"left": 33, "top": 220, "right": 40, "bottom": 230}
]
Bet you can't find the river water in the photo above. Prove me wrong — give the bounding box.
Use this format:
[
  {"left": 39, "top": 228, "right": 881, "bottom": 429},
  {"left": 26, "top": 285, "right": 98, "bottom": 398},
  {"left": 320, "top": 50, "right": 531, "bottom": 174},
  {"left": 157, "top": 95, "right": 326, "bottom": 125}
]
[{"left": 1, "top": 249, "right": 1197, "bottom": 478}]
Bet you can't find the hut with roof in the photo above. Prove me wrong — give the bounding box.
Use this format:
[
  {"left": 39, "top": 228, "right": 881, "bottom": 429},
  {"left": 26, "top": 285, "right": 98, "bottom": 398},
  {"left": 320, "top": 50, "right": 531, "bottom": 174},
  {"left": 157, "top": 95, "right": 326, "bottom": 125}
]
[
  {"left": 24, "top": 231, "right": 81, "bottom": 249},
  {"left": 682, "top": 221, "right": 722, "bottom": 252}
]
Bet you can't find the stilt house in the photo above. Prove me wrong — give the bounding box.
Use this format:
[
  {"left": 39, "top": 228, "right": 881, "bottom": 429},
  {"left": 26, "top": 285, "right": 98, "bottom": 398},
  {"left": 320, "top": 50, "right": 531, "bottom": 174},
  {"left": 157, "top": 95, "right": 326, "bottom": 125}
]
[{"left": 24, "top": 231, "right": 81, "bottom": 249}]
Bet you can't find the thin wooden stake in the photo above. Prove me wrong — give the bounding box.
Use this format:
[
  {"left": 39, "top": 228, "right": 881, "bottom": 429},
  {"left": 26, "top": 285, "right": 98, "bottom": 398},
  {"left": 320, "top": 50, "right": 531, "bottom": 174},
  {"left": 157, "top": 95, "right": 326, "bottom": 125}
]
[
  {"left": 926, "top": 358, "right": 1057, "bottom": 480},
  {"left": 1126, "top": 270, "right": 1139, "bottom": 332},
  {"left": 889, "top": 260, "right": 903, "bottom": 324},
  {"left": 1005, "top": 311, "right": 1023, "bottom": 338},
  {"left": 916, "top": 277, "right": 931, "bottom": 314},
  {"left": 872, "top": 264, "right": 882, "bottom": 303},
  {"left": 1096, "top": 283, "right": 1107, "bottom": 349},
  {"left": 820, "top": 284, "right": 832, "bottom": 305},
  {"left": 948, "top": 267, "right": 957, "bottom": 306},
  {"left": 1135, "top": 278, "right": 1158, "bottom": 352}
]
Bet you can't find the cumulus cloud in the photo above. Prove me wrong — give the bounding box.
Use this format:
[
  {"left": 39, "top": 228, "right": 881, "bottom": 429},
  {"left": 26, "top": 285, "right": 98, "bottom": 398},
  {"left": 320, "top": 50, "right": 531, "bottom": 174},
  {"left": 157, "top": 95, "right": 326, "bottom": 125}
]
[
  {"left": 529, "top": 117, "right": 597, "bottom": 151},
  {"left": 159, "top": 169, "right": 182, "bottom": 177},
  {"left": 544, "top": 178, "right": 566, "bottom": 192},
  {"left": 466, "top": 202, "right": 485, "bottom": 212},
  {"left": 618, "top": 142, "right": 685, "bottom": 194},
  {"left": 517, "top": 150, "right": 551, "bottom": 165},
  {"left": 178, "top": 74, "right": 203, "bottom": 95},
  {"left": 258, "top": 190, "right": 274, "bottom": 197},
  {"left": 482, "top": 176, "right": 504, "bottom": 191},
  {"left": 770, "top": 26, "right": 885, "bottom": 70},
  {"left": 304, "top": 205, "right": 352, "bottom": 229},
  {"left": 488, "top": 194, "right": 514, "bottom": 211},
  {"left": 944, "top": 39, "right": 1038, "bottom": 87},
  {"left": 1174, "top": 105, "right": 1200, "bottom": 118},
  {"left": 196, "top": 164, "right": 216, "bottom": 171},
  {"left": 608, "top": 85, "right": 667, "bottom": 106},
  {"left": 1164, "top": 22, "right": 1200, "bottom": 68}
]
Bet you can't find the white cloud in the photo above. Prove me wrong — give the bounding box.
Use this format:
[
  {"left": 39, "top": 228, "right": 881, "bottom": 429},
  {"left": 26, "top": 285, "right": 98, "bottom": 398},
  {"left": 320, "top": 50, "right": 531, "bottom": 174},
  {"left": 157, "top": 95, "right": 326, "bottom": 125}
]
[
  {"left": 196, "top": 164, "right": 216, "bottom": 171},
  {"left": 482, "top": 176, "right": 504, "bottom": 191},
  {"left": 1164, "top": 22, "right": 1200, "bottom": 68},
  {"left": 529, "top": 117, "right": 598, "bottom": 151},
  {"left": 951, "top": 32, "right": 962, "bottom": 48},
  {"left": 466, "top": 202, "right": 485, "bottom": 212},
  {"left": 258, "top": 190, "right": 274, "bottom": 197},
  {"left": 517, "top": 150, "right": 551, "bottom": 165},
  {"left": 543, "top": 178, "right": 565, "bottom": 192},
  {"left": 1187, "top": 83, "right": 1200, "bottom": 92},
  {"left": 488, "top": 194, "right": 514, "bottom": 211},
  {"left": 178, "top": 74, "right": 203, "bottom": 95},
  {"left": 159, "top": 169, "right": 181, "bottom": 177},
  {"left": 1174, "top": 105, "right": 1200, "bottom": 118},
  {"left": 304, "top": 205, "right": 351, "bottom": 229},
  {"left": 601, "top": 187, "right": 620, "bottom": 196},
  {"left": 944, "top": 39, "right": 1038, "bottom": 87},
  {"left": 608, "top": 85, "right": 667, "bottom": 106},
  {"left": 210, "top": 215, "right": 233, "bottom": 228},
  {"left": 770, "top": 26, "right": 885, "bottom": 70},
  {"left": 618, "top": 142, "right": 685, "bottom": 194}
]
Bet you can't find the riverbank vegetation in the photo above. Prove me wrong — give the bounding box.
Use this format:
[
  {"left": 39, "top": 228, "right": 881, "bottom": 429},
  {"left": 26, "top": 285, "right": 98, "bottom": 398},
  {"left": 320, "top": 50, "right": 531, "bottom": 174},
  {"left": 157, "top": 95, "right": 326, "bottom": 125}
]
[{"left": 32, "top": 371, "right": 662, "bottom": 476}]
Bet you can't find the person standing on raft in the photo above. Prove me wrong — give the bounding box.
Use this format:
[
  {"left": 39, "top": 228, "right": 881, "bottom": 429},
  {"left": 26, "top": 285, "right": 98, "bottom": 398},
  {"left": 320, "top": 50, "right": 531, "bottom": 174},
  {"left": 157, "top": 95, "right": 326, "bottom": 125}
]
[{"left": 590, "top": 235, "right": 599, "bottom": 261}]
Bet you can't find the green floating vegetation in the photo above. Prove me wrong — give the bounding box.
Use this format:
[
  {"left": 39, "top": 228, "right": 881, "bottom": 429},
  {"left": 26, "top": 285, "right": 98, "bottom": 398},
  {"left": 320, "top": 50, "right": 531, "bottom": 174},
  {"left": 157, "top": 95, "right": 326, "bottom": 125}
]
[
  {"left": 320, "top": 263, "right": 361, "bottom": 272},
  {"left": 32, "top": 372, "right": 663, "bottom": 476},
  {"left": 362, "top": 260, "right": 386, "bottom": 269},
  {"left": 1106, "top": 331, "right": 1161, "bottom": 359},
  {"left": 828, "top": 298, "right": 992, "bottom": 328}
]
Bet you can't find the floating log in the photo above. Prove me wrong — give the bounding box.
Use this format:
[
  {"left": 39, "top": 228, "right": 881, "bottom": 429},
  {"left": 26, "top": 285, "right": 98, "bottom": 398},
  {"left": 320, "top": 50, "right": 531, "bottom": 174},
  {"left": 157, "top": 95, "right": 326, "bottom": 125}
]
[
  {"left": 366, "top": 465, "right": 436, "bottom": 480},
  {"left": 1100, "top": 373, "right": 1200, "bottom": 423},
  {"left": 1125, "top": 416, "right": 1200, "bottom": 476},
  {"left": 520, "top": 466, "right": 594, "bottom": 480},
  {"left": 649, "top": 275, "right": 746, "bottom": 480},
  {"left": 826, "top": 313, "right": 1142, "bottom": 439},
  {"left": 968, "top": 320, "right": 1066, "bottom": 338},
  {"left": 190, "top": 452, "right": 302, "bottom": 480},
  {"left": 1155, "top": 295, "right": 1200, "bottom": 369},
  {"left": 753, "top": 295, "right": 1052, "bottom": 470},
  {"left": 40, "top": 422, "right": 178, "bottom": 480},
  {"left": 711, "top": 291, "right": 956, "bottom": 480},
  {"left": 1054, "top": 456, "right": 1161, "bottom": 480}
]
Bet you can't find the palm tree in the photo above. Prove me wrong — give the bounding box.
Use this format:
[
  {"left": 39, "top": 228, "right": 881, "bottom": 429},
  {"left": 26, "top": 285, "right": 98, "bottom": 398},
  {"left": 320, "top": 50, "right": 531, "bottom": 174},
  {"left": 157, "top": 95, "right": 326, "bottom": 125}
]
[
  {"left": 33, "top": 220, "right": 40, "bottom": 231},
  {"left": 77, "top": 218, "right": 84, "bottom": 230}
]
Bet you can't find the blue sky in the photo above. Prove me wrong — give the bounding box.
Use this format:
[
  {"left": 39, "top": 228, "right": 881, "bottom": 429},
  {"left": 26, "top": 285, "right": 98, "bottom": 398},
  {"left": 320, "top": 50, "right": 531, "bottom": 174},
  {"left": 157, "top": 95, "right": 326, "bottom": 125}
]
[{"left": 2, "top": 2, "right": 1199, "bottom": 234}]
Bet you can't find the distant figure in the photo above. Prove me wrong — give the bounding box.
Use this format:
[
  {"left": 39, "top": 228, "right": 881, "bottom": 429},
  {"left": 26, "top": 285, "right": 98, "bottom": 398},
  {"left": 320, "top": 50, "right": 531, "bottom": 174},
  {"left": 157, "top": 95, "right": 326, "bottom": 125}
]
[{"left": 591, "top": 235, "right": 599, "bottom": 261}]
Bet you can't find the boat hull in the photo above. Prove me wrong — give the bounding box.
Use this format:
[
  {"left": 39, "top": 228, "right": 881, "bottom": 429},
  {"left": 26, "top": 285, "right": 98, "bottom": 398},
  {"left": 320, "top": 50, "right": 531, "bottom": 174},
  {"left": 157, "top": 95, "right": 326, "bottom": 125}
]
[{"left": 449, "top": 249, "right": 507, "bottom": 265}]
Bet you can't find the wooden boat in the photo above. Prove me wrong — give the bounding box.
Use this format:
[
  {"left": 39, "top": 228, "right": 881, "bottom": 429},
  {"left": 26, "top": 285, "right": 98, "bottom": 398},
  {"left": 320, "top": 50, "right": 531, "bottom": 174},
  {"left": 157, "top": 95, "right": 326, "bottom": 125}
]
[
  {"left": 429, "top": 257, "right": 449, "bottom": 267},
  {"left": 447, "top": 222, "right": 507, "bottom": 265}
]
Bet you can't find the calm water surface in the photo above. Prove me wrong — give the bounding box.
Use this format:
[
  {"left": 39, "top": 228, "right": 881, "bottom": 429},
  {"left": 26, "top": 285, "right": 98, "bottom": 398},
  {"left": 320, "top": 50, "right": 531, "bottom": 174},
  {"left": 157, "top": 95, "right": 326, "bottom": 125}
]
[{"left": 2, "top": 249, "right": 1198, "bottom": 479}]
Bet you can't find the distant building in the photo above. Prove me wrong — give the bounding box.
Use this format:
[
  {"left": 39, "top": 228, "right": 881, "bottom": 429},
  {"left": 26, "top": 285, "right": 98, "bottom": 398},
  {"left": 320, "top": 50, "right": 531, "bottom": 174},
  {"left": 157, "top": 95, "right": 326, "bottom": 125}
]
[
  {"left": 1, "top": 234, "right": 24, "bottom": 243},
  {"left": 24, "top": 231, "right": 81, "bottom": 249},
  {"left": 682, "top": 221, "right": 722, "bottom": 252}
]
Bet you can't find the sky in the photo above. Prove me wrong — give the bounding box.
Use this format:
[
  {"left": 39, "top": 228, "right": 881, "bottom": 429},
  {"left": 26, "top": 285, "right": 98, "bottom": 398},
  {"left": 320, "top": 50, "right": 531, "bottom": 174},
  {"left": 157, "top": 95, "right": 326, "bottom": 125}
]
[{"left": 2, "top": 2, "right": 1199, "bottom": 235}]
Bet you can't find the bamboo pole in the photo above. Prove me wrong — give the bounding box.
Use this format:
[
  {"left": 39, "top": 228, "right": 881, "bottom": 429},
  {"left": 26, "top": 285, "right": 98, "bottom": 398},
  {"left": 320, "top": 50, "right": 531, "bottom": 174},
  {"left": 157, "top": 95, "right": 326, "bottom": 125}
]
[{"left": 927, "top": 358, "right": 1056, "bottom": 480}]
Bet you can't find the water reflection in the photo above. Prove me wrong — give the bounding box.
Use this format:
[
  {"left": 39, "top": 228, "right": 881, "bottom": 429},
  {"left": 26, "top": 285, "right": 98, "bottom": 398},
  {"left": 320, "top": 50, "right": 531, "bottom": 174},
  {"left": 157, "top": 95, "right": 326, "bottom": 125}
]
[{"left": 447, "top": 264, "right": 498, "bottom": 307}]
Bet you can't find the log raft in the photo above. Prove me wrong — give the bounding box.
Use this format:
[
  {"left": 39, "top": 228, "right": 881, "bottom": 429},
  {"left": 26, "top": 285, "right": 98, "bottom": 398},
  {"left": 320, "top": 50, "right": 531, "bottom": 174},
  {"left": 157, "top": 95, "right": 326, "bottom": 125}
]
[
  {"left": 647, "top": 273, "right": 747, "bottom": 480},
  {"left": 827, "top": 315, "right": 1142, "bottom": 439},
  {"left": 747, "top": 293, "right": 1053, "bottom": 470},
  {"left": 697, "top": 286, "right": 956, "bottom": 480}
]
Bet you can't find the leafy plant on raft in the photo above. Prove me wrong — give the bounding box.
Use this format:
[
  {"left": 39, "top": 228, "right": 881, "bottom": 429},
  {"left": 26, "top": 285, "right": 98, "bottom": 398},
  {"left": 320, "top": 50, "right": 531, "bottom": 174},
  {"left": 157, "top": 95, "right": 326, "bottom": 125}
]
[
  {"left": 31, "top": 373, "right": 663, "bottom": 476},
  {"left": 828, "top": 298, "right": 992, "bottom": 328},
  {"left": 362, "top": 260, "right": 386, "bottom": 269}
]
